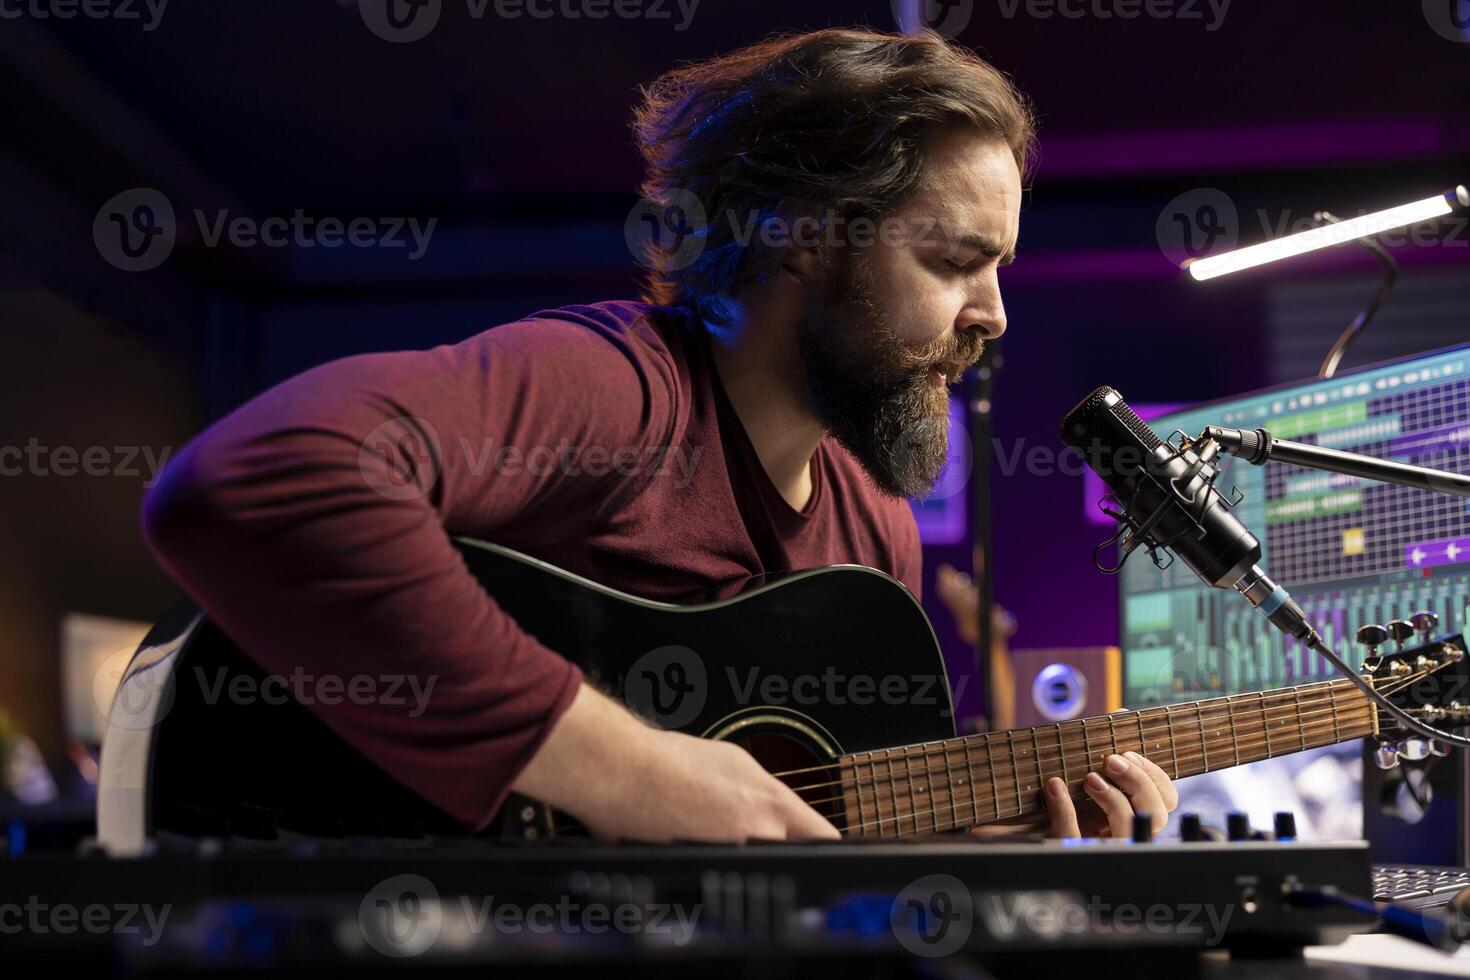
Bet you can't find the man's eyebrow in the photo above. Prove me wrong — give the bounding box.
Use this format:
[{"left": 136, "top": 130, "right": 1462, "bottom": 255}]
[{"left": 954, "top": 233, "right": 1018, "bottom": 265}]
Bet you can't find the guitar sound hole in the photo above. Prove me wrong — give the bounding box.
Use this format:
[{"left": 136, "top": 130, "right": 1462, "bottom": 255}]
[{"left": 732, "top": 732, "right": 845, "bottom": 833}]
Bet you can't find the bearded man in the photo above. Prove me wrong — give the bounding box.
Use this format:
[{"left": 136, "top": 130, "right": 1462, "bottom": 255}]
[{"left": 142, "top": 27, "right": 1177, "bottom": 844}]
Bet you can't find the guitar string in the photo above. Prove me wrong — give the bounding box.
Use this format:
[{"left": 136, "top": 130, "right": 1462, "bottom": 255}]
[
  {"left": 780, "top": 664, "right": 1437, "bottom": 794},
  {"left": 780, "top": 681, "right": 1382, "bottom": 796},
  {"left": 785, "top": 690, "right": 1379, "bottom": 798},
  {"left": 801, "top": 703, "right": 1376, "bottom": 817},
  {"left": 765, "top": 676, "right": 1371, "bottom": 782},
  {"left": 802, "top": 705, "right": 1377, "bottom": 820},
  {"left": 837, "top": 710, "right": 1379, "bottom": 837},
  {"left": 801, "top": 698, "right": 1379, "bottom": 807}
]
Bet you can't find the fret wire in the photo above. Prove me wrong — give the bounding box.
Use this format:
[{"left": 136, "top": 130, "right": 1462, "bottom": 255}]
[
  {"left": 923, "top": 741, "right": 938, "bottom": 832},
  {"left": 1108, "top": 713, "right": 1119, "bottom": 760},
  {"left": 1034, "top": 725, "right": 1046, "bottom": 799},
  {"left": 1193, "top": 702, "right": 1208, "bottom": 775},
  {"left": 885, "top": 748, "right": 899, "bottom": 837},
  {"left": 849, "top": 754, "right": 865, "bottom": 839},
  {"left": 863, "top": 749, "right": 877, "bottom": 838},
  {"left": 901, "top": 744, "right": 918, "bottom": 835},
  {"left": 944, "top": 740, "right": 959, "bottom": 832},
  {"left": 964, "top": 737, "right": 981, "bottom": 825},
  {"left": 1293, "top": 689, "right": 1307, "bottom": 752},
  {"left": 928, "top": 740, "right": 945, "bottom": 832},
  {"left": 1257, "top": 692, "right": 1271, "bottom": 762},
  {"left": 1163, "top": 705, "right": 1179, "bottom": 778},
  {"left": 1054, "top": 722, "right": 1068, "bottom": 792},
  {"left": 987, "top": 732, "right": 1002, "bottom": 821},
  {"left": 1227, "top": 694, "right": 1240, "bottom": 767},
  {"left": 1006, "top": 729, "right": 1021, "bottom": 817}
]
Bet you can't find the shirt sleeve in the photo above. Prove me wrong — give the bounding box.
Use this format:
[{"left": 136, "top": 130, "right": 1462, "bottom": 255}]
[{"left": 140, "top": 311, "right": 677, "bottom": 831}]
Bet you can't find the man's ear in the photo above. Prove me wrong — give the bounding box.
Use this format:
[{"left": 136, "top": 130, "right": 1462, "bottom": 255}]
[
  {"left": 779, "top": 246, "right": 819, "bottom": 285},
  {"left": 778, "top": 212, "right": 842, "bottom": 287}
]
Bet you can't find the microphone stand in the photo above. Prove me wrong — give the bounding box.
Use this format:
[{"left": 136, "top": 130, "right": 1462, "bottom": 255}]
[
  {"left": 1200, "top": 425, "right": 1470, "bottom": 498},
  {"left": 967, "top": 341, "right": 1002, "bottom": 732}
]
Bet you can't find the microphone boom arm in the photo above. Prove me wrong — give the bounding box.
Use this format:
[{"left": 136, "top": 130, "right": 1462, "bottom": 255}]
[{"left": 1200, "top": 424, "right": 1470, "bottom": 498}]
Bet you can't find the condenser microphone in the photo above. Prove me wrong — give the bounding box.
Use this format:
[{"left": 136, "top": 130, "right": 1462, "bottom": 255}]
[{"left": 1059, "top": 386, "right": 1320, "bottom": 646}]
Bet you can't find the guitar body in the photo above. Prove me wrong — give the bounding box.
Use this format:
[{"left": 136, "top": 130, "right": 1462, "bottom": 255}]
[{"left": 99, "top": 538, "right": 954, "bottom": 850}]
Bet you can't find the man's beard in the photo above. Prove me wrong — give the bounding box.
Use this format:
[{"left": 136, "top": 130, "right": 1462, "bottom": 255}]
[{"left": 796, "top": 250, "right": 984, "bottom": 499}]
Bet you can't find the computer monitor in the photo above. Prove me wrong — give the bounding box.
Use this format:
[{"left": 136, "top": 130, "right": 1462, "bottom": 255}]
[{"left": 1120, "top": 343, "right": 1470, "bottom": 707}]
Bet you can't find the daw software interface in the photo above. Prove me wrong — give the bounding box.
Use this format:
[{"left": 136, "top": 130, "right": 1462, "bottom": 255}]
[{"left": 1121, "top": 344, "right": 1470, "bottom": 707}]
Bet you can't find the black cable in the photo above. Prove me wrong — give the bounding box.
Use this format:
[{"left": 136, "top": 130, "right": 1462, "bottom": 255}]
[
  {"left": 1309, "top": 636, "right": 1470, "bottom": 750},
  {"left": 1314, "top": 209, "right": 1399, "bottom": 380}
]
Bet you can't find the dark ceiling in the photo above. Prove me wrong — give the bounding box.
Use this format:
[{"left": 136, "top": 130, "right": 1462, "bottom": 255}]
[{"left": 24, "top": 0, "right": 1470, "bottom": 219}]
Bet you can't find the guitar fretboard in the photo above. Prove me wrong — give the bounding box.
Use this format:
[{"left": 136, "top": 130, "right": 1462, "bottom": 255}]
[{"left": 832, "top": 676, "right": 1376, "bottom": 839}]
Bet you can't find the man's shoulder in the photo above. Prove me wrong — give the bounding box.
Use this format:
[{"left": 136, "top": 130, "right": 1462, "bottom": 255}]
[{"left": 506, "top": 300, "right": 696, "bottom": 361}]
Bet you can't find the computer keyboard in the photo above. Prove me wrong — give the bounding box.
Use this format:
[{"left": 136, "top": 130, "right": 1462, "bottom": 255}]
[{"left": 1373, "top": 864, "right": 1470, "bottom": 907}]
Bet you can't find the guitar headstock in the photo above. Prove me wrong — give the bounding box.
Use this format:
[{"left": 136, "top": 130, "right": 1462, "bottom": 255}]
[{"left": 1357, "top": 612, "right": 1470, "bottom": 765}]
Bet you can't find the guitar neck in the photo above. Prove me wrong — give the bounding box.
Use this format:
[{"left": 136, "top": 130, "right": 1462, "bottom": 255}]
[{"left": 835, "top": 676, "right": 1377, "bottom": 839}]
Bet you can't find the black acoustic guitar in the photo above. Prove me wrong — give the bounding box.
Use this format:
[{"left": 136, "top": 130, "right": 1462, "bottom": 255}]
[{"left": 97, "top": 538, "right": 1469, "bottom": 853}]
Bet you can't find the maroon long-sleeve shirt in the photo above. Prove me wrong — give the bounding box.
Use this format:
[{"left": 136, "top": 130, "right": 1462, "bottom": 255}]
[{"left": 141, "top": 300, "right": 922, "bottom": 831}]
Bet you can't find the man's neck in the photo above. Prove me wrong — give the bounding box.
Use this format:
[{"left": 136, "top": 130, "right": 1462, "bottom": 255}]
[{"left": 704, "top": 312, "right": 826, "bottom": 513}]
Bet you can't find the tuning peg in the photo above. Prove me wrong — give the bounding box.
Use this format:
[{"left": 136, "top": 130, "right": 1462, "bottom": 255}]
[
  {"left": 1374, "top": 742, "right": 1400, "bottom": 769},
  {"left": 1356, "top": 624, "right": 1389, "bottom": 654},
  {"left": 1412, "top": 611, "right": 1440, "bottom": 640},
  {"left": 1388, "top": 620, "right": 1416, "bottom": 651},
  {"left": 1400, "top": 739, "right": 1431, "bottom": 761}
]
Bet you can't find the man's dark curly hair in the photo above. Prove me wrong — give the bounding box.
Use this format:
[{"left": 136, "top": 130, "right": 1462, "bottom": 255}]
[{"left": 632, "top": 27, "right": 1038, "bottom": 326}]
